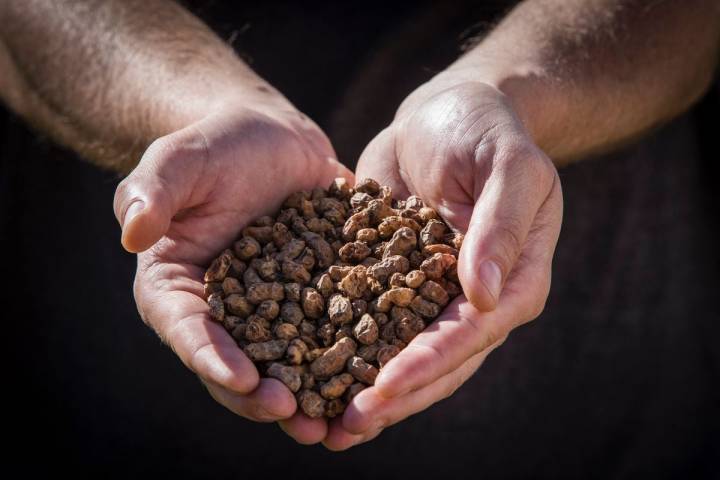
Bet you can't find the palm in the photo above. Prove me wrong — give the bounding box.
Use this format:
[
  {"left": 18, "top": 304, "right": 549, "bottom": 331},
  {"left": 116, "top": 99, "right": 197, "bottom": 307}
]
[
  {"left": 311, "top": 82, "right": 563, "bottom": 450},
  {"left": 117, "top": 106, "right": 352, "bottom": 422}
]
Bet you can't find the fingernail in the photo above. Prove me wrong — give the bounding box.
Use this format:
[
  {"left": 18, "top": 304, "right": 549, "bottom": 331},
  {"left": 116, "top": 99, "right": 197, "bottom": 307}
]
[
  {"left": 479, "top": 260, "right": 502, "bottom": 302},
  {"left": 122, "top": 200, "right": 145, "bottom": 230}
]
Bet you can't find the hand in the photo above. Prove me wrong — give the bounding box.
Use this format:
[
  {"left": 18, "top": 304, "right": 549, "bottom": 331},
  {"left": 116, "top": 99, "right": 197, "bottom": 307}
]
[
  {"left": 113, "top": 92, "right": 352, "bottom": 427},
  {"left": 305, "top": 80, "right": 562, "bottom": 450}
]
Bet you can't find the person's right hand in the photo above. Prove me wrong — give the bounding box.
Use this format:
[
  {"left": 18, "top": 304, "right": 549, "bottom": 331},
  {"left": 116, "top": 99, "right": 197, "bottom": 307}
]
[{"left": 113, "top": 89, "right": 351, "bottom": 432}]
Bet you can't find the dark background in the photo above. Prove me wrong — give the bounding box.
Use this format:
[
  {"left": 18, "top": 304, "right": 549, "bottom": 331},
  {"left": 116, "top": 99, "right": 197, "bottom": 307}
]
[{"left": 2, "top": 2, "right": 719, "bottom": 478}]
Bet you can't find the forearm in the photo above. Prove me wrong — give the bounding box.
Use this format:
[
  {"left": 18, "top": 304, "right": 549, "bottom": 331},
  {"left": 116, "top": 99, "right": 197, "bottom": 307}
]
[
  {"left": 0, "top": 0, "right": 282, "bottom": 173},
  {"left": 437, "top": 0, "right": 720, "bottom": 164}
]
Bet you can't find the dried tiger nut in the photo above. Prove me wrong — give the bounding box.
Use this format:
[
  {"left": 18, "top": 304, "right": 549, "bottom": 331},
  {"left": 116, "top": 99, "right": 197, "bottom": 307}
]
[
  {"left": 310, "top": 337, "right": 357, "bottom": 379},
  {"left": 243, "top": 339, "right": 288, "bottom": 361},
  {"left": 281, "top": 259, "right": 311, "bottom": 284},
  {"left": 298, "top": 320, "right": 317, "bottom": 338},
  {"left": 204, "top": 282, "right": 223, "bottom": 299},
  {"left": 254, "top": 215, "right": 275, "bottom": 227},
  {"left": 393, "top": 309, "right": 426, "bottom": 342},
  {"left": 222, "top": 315, "right": 244, "bottom": 332},
  {"left": 271, "top": 222, "right": 292, "bottom": 248},
  {"left": 315, "top": 273, "right": 334, "bottom": 298},
  {"left": 243, "top": 225, "right": 273, "bottom": 245},
  {"left": 233, "top": 236, "right": 261, "bottom": 261},
  {"left": 419, "top": 280, "right": 450, "bottom": 306},
  {"left": 328, "top": 265, "right": 353, "bottom": 282},
  {"left": 377, "top": 344, "right": 401, "bottom": 368},
  {"left": 351, "top": 299, "right": 368, "bottom": 319},
  {"left": 254, "top": 299, "right": 279, "bottom": 320},
  {"left": 246, "top": 282, "right": 285, "bottom": 304},
  {"left": 301, "top": 372, "right": 316, "bottom": 390},
  {"left": 409, "top": 250, "right": 425, "bottom": 269},
  {"left": 374, "top": 312, "right": 389, "bottom": 326},
  {"left": 380, "top": 320, "right": 396, "bottom": 342},
  {"left": 244, "top": 319, "right": 273, "bottom": 343},
  {"left": 444, "top": 232, "right": 464, "bottom": 250},
  {"left": 325, "top": 399, "right": 346, "bottom": 418},
  {"left": 409, "top": 295, "right": 441, "bottom": 320},
  {"left": 354, "top": 178, "right": 380, "bottom": 195},
  {"left": 344, "top": 383, "right": 367, "bottom": 403},
  {"left": 221, "top": 277, "right": 244, "bottom": 296},
  {"left": 445, "top": 280, "right": 463, "bottom": 299},
  {"left": 375, "top": 288, "right": 416, "bottom": 312},
  {"left": 339, "top": 241, "right": 372, "bottom": 263},
  {"left": 419, "top": 219, "right": 446, "bottom": 248},
  {"left": 243, "top": 267, "right": 263, "bottom": 287},
  {"left": 324, "top": 208, "right": 346, "bottom": 226},
  {"left": 328, "top": 177, "right": 352, "bottom": 200},
  {"left": 335, "top": 324, "right": 353, "bottom": 342},
  {"left": 383, "top": 227, "right": 417, "bottom": 258},
  {"left": 320, "top": 372, "right": 354, "bottom": 399},
  {"left": 279, "top": 301, "right": 304, "bottom": 326},
  {"left": 422, "top": 244, "right": 458, "bottom": 256},
  {"left": 366, "top": 199, "right": 396, "bottom": 224},
  {"left": 318, "top": 322, "right": 336, "bottom": 347},
  {"left": 297, "top": 389, "right": 326, "bottom": 418},
  {"left": 207, "top": 292, "right": 225, "bottom": 322},
  {"left": 301, "top": 287, "right": 325, "bottom": 319},
  {"left": 404, "top": 270, "right": 426, "bottom": 289},
  {"left": 353, "top": 314, "right": 379, "bottom": 345},
  {"left": 276, "top": 238, "right": 306, "bottom": 262},
  {"left": 356, "top": 228, "right": 379, "bottom": 244},
  {"left": 306, "top": 217, "right": 334, "bottom": 234},
  {"left": 274, "top": 322, "right": 300, "bottom": 340},
  {"left": 297, "top": 248, "right": 316, "bottom": 272},
  {"left": 405, "top": 195, "right": 424, "bottom": 210},
  {"left": 224, "top": 294, "right": 253, "bottom": 318},
  {"left": 231, "top": 323, "right": 247, "bottom": 342},
  {"left": 342, "top": 210, "right": 371, "bottom": 241},
  {"left": 204, "top": 250, "right": 233, "bottom": 282},
  {"left": 350, "top": 192, "right": 374, "bottom": 210},
  {"left": 286, "top": 338, "right": 309, "bottom": 365},
  {"left": 305, "top": 347, "right": 328, "bottom": 363},
  {"left": 266, "top": 363, "right": 302, "bottom": 393},
  {"left": 300, "top": 232, "right": 335, "bottom": 269},
  {"left": 328, "top": 294, "right": 354, "bottom": 326},
  {"left": 388, "top": 272, "right": 406, "bottom": 289},
  {"left": 355, "top": 341, "right": 378, "bottom": 362},
  {"left": 346, "top": 356, "right": 379, "bottom": 385},
  {"left": 418, "top": 207, "right": 439, "bottom": 222},
  {"left": 367, "top": 255, "right": 410, "bottom": 284},
  {"left": 276, "top": 208, "right": 298, "bottom": 226},
  {"left": 420, "top": 253, "right": 457, "bottom": 281},
  {"left": 283, "top": 282, "right": 302, "bottom": 302},
  {"left": 337, "top": 265, "right": 368, "bottom": 299}
]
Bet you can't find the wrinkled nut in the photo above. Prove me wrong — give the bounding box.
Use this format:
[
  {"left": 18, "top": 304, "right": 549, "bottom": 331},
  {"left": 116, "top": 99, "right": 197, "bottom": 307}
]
[
  {"left": 375, "top": 288, "right": 416, "bottom": 312},
  {"left": 328, "top": 294, "right": 353, "bottom": 326},
  {"left": 267, "top": 363, "right": 302, "bottom": 392},
  {"left": 202, "top": 177, "right": 464, "bottom": 416},
  {"left": 286, "top": 338, "right": 309, "bottom": 365},
  {"left": 419, "top": 280, "right": 449, "bottom": 306},
  {"left": 301, "top": 287, "right": 325, "bottom": 319},
  {"left": 311, "top": 337, "right": 357, "bottom": 379},
  {"left": 243, "top": 339, "right": 288, "bottom": 361},
  {"left": 346, "top": 356, "right": 379, "bottom": 385},
  {"left": 234, "top": 237, "right": 261, "bottom": 261},
  {"left": 353, "top": 314, "right": 379, "bottom": 345},
  {"left": 320, "top": 372, "right": 354, "bottom": 399},
  {"left": 297, "top": 389, "right": 326, "bottom": 418},
  {"left": 208, "top": 292, "right": 225, "bottom": 322},
  {"left": 246, "top": 282, "right": 285, "bottom": 304}
]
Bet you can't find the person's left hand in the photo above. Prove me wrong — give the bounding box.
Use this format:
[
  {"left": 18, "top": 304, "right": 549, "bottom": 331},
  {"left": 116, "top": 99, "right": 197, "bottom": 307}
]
[{"left": 280, "top": 79, "right": 563, "bottom": 450}]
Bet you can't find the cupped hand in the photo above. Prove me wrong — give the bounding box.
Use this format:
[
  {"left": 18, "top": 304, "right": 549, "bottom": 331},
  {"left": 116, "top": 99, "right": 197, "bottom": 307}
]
[
  {"left": 313, "top": 80, "right": 563, "bottom": 450},
  {"left": 113, "top": 94, "right": 351, "bottom": 429}
]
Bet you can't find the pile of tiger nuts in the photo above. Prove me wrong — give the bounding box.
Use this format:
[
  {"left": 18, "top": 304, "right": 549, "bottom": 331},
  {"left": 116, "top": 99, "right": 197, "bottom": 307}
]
[{"left": 203, "top": 178, "right": 463, "bottom": 418}]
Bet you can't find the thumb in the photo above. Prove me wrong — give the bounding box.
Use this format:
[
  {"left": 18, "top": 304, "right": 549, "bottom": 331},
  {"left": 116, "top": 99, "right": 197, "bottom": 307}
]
[
  {"left": 458, "top": 147, "right": 557, "bottom": 312},
  {"left": 113, "top": 129, "right": 202, "bottom": 253}
]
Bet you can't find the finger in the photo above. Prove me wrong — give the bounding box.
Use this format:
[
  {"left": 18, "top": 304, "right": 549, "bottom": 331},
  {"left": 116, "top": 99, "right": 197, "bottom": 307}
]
[
  {"left": 322, "top": 417, "right": 384, "bottom": 451},
  {"left": 342, "top": 350, "right": 488, "bottom": 435},
  {"left": 355, "top": 127, "right": 411, "bottom": 199},
  {"left": 278, "top": 411, "right": 328, "bottom": 445},
  {"left": 203, "top": 378, "right": 296, "bottom": 422},
  {"left": 374, "top": 191, "right": 561, "bottom": 398},
  {"left": 135, "top": 262, "right": 261, "bottom": 395},
  {"left": 458, "top": 146, "right": 558, "bottom": 312},
  {"left": 113, "top": 127, "right": 205, "bottom": 253}
]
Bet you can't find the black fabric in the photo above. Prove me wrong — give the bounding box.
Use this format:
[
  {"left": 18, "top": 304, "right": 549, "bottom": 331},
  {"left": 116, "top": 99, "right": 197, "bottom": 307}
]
[{"left": 2, "top": 2, "right": 718, "bottom": 478}]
